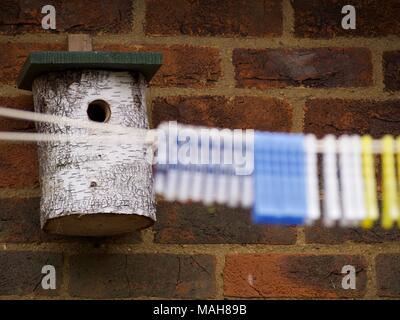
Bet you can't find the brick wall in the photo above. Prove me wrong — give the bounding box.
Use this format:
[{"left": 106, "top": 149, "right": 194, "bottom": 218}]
[{"left": 0, "top": 0, "right": 399, "bottom": 299}]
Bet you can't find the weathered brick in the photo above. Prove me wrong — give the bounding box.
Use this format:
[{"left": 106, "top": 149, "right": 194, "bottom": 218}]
[
  {"left": 0, "top": 95, "right": 34, "bottom": 131},
  {"left": 0, "top": 197, "right": 49, "bottom": 243},
  {"left": 69, "top": 253, "right": 216, "bottom": 298},
  {"left": 376, "top": 254, "right": 400, "bottom": 297},
  {"left": 94, "top": 43, "right": 221, "bottom": 88},
  {"left": 0, "top": 197, "right": 142, "bottom": 243},
  {"left": 152, "top": 96, "right": 292, "bottom": 131},
  {"left": 0, "top": 0, "right": 132, "bottom": 34},
  {"left": 0, "top": 42, "right": 66, "bottom": 86},
  {"left": 233, "top": 48, "right": 372, "bottom": 88},
  {"left": 293, "top": 0, "right": 400, "bottom": 38},
  {"left": 304, "top": 99, "right": 400, "bottom": 138},
  {"left": 306, "top": 225, "right": 400, "bottom": 244},
  {"left": 154, "top": 202, "right": 296, "bottom": 244},
  {"left": 224, "top": 254, "right": 367, "bottom": 298},
  {"left": 384, "top": 51, "right": 400, "bottom": 91},
  {"left": 145, "top": 0, "right": 282, "bottom": 37},
  {"left": 0, "top": 251, "right": 63, "bottom": 296},
  {"left": 0, "top": 144, "right": 39, "bottom": 188}
]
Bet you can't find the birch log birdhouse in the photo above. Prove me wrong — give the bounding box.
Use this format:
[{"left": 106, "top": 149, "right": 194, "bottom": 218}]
[{"left": 17, "top": 50, "right": 163, "bottom": 236}]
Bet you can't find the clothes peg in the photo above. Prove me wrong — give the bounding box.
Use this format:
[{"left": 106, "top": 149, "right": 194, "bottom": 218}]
[
  {"left": 304, "top": 134, "right": 321, "bottom": 225},
  {"left": 164, "top": 165, "right": 179, "bottom": 201},
  {"left": 338, "top": 135, "right": 366, "bottom": 227},
  {"left": 154, "top": 124, "right": 169, "bottom": 197},
  {"left": 216, "top": 129, "right": 232, "bottom": 205},
  {"left": 163, "top": 128, "right": 180, "bottom": 201},
  {"left": 227, "top": 129, "right": 242, "bottom": 208},
  {"left": 268, "top": 134, "right": 283, "bottom": 222},
  {"left": 361, "top": 135, "right": 378, "bottom": 229},
  {"left": 285, "top": 134, "right": 307, "bottom": 224},
  {"left": 240, "top": 130, "right": 254, "bottom": 208},
  {"left": 338, "top": 135, "right": 355, "bottom": 227},
  {"left": 351, "top": 135, "right": 366, "bottom": 225},
  {"left": 203, "top": 128, "right": 220, "bottom": 205},
  {"left": 176, "top": 129, "right": 195, "bottom": 203},
  {"left": 322, "top": 135, "right": 342, "bottom": 227},
  {"left": 191, "top": 129, "right": 208, "bottom": 202},
  {"left": 381, "top": 135, "right": 399, "bottom": 229},
  {"left": 215, "top": 167, "right": 229, "bottom": 205},
  {"left": 154, "top": 141, "right": 167, "bottom": 196},
  {"left": 253, "top": 132, "right": 306, "bottom": 224},
  {"left": 191, "top": 166, "right": 205, "bottom": 202},
  {"left": 280, "top": 135, "right": 291, "bottom": 218},
  {"left": 397, "top": 136, "right": 400, "bottom": 229},
  {"left": 252, "top": 132, "right": 275, "bottom": 223}
]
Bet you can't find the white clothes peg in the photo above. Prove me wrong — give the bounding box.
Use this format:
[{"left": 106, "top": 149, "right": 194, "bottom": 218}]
[
  {"left": 351, "top": 135, "right": 367, "bottom": 224},
  {"left": 322, "top": 135, "right": 342, "bottom": 227},
  {"left": 305, "top": 134, "right": 321, "bottom": 225}
]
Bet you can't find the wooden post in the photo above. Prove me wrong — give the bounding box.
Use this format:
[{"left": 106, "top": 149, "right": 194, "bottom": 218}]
[{"left": 68, "top": 34, "right": 93, "bottom": 51}]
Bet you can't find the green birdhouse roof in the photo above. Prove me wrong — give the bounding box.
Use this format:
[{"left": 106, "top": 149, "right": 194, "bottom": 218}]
[{"left": 17, "top": 51, "right": 163, "bottom": 90}]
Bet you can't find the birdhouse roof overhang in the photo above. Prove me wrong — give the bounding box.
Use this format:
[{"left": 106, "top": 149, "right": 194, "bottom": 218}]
[{"left": 17, "top": 51, "right": 163, "bottom": 90}]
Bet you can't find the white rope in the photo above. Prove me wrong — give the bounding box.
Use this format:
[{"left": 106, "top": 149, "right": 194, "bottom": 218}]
[
  {"left": 0, "top": 106, "right": 157, "bottom": 145},
  {"left": 0, "top": 131, "right": 153, "bottom": 145},
  {"left": 0, "top": 106, "right": 150, "bottom": 135},
  {"left": 0, "top": 106, "right": 394, "bottom": 153}
]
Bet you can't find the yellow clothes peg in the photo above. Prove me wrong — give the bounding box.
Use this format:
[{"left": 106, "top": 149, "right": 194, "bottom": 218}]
[
  {"left": 396, "top": 136, "right": 400, "bottom": 228},
  {"left": 361, "top": 136, "right": 378, "bottom": 229},
  {"left": 382, "top": 135, "right": 399, "bottom": 229}
]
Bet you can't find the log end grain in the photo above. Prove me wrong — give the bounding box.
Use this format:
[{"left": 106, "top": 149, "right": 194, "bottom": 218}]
[{"left": 44, "top": 213, "right": 154, "bottom": 236}]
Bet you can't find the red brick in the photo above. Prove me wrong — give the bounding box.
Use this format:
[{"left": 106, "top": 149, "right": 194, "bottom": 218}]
[
  {"left": 0, "top": 42, "right": 66, "bottom": 86},
  {"left": 0, "top": 251, "right": 63, "bottom": 296},
  {"left": 293, "top": 0, "right": 400, "bottom": 38},
  {"left": 233, "top": 48, "right": 372, "bottom": 88},
  {"left": 94, "top": 43, "right": 221, "bottom": 88},
  {"left": 384, "top": 51, "right": 400, "bottom": 91},
  {"left": 224, "top": 254, "right": 367, "bottom": 298},
  {"left": 151, "top": 96, "right": 292, "bottom": 131},
  {"left": 306, "top": 225, "right": 400, "bottom": 244},
  {"left": 0, "top": 143, "right": 39, "bottom": 188},
  {"left": 376, "top": 254, "right": 400, "bottom": 297},
  {"left": 145, "top": 0, "right": 282, "bottom": 37},
  {"left": 0, "top": 197, "right": 52, "bottom": 243},
  {"left": 0, "top": 95, "right": 34, "bottom": 131},
  {"left": 69, "top": 253, "right": 216, "bottom": 298},
  {"left": 0, "top": 0, "right": 132, "bottom": 34},
  {"left": 154, "top": 202, "right": 297, "bottom": 244},
  {"left": 0, "top": 197, "right": 142, "bottom": 244},
  {"left": 304, "top": 99, "right": 400, "bottom": 138}
]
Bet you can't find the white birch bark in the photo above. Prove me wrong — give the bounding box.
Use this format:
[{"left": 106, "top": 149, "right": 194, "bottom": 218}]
[{"left": 32, "top": 70, "right": 156, "bottom": 236}]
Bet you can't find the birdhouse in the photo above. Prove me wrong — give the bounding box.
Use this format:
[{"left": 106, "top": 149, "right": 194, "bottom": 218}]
[{"left": 17, "top": 50, "right": 163, "bottom": 236}]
